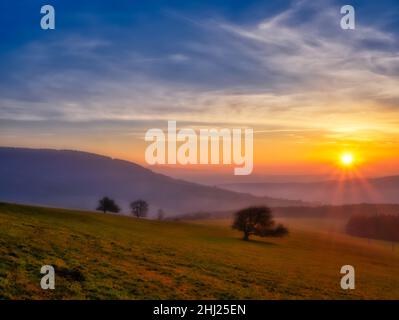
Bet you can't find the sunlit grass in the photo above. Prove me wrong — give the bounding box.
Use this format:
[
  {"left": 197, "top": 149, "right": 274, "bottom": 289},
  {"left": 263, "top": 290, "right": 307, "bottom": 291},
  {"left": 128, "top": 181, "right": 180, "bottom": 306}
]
[{"left": 0, "top": 203, "right": 398, "bottom": 299}]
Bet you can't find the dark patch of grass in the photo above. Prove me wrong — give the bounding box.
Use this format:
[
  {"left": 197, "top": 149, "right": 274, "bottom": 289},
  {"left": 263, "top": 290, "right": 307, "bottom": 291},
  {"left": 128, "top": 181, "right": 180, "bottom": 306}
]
[{"left": 55, "top": 266, "right": 85, "bottom": 282}]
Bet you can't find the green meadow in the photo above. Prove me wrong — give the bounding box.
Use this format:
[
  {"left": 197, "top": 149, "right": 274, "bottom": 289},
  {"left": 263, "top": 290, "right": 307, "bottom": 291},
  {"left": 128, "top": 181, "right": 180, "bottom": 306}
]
[{"left": 0, "top": 203, "right": 398, "bottom": 299}]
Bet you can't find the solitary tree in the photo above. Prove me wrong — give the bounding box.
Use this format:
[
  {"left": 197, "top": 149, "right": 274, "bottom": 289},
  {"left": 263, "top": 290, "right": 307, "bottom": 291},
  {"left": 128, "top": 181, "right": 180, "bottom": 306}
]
[
  {"left": 96, "top": 196, "right": 120, "bottom": 214},
  {"left": 157, "top": 209, "right": 165, "bottom": 220},
  {"left": 130, "top": 200, "right": 149, "bottom": 218},
  {"left": 232, "top": 206, "right": 288, "bottom": 241}
]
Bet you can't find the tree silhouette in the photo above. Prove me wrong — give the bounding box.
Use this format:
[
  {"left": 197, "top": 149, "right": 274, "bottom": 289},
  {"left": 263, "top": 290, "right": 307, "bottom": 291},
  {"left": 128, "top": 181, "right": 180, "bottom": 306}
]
[
  {"left": 232, "top": 206, "right": 288, "bottom": 241},
  {"left": 96, "top": 196, "right": 120, "bottom": 214},
  {"left": 130, "top": 200, "right": 148, "bottom": 218}
]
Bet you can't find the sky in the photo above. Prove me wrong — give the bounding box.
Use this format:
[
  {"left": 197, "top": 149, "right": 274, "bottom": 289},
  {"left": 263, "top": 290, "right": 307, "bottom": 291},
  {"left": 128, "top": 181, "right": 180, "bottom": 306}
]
[{"left": 0, "top": 0, "right": 399, "bottom": 180}]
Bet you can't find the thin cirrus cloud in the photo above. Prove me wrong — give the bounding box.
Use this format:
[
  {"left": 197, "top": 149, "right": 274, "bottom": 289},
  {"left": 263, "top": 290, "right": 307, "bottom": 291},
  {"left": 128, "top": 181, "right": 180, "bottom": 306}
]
[{"left": 0, "top": 0, "right": 398, "bottom": 137}]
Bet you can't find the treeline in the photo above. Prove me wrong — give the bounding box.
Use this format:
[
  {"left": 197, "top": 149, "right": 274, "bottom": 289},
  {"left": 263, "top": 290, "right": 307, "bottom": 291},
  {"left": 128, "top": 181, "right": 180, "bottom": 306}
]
[
  {"left": 346, "top": 214, "right": 399, "bottom": 242},
  {"left": 171, "top": 204, "right": 399, "bottom": 221}
]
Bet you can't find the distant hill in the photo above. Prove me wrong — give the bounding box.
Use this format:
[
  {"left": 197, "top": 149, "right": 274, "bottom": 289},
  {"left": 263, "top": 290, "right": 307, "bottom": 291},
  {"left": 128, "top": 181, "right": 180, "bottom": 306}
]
[
  {"left": 169, "top": 204, "right": 399, "bottom": 221},
  {"left": 221, "top": 176, "right": 399, "bottom": 205},
  {"left": 0, "top": 147, "right": 303, "bottom": 215}
]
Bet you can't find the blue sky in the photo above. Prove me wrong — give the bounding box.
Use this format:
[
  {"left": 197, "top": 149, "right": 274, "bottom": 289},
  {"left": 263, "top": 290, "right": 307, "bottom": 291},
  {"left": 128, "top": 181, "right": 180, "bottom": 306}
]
[
  {"left": 0, "top": 0, "right": 399, "bottom": 174},
  {"left": 0, "top": 0, "right": 398, "bottom": 120}
]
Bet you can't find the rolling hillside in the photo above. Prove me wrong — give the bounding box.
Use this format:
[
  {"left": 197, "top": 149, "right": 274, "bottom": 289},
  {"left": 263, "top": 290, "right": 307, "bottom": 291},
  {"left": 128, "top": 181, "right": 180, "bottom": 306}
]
[
  {"left": 221, "top": 176, "right": 399, "bottom": 205},
  {"left": 0, "top": 147, "right": 303, "bottom": 215},
  {"left": 0, "top": 203, "right": 398, "bottom": 299}
]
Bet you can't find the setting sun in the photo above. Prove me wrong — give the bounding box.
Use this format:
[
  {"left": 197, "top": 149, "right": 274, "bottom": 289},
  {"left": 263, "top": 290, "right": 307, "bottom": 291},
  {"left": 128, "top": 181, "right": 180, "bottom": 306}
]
[{"left": 340, "top": 153, "right": 354, "bottom": 167}]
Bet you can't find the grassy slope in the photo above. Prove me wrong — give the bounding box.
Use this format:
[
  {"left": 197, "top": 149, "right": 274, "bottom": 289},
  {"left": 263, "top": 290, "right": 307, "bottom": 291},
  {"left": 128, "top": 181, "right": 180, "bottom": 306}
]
[{"left": 0, "top": 203, "right": 398, "bottom": 299}]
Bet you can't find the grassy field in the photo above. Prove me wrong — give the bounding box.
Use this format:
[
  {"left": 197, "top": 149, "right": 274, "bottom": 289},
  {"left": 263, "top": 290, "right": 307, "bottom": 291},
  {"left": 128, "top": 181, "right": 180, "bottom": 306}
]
[{"left": 0, "top": 203, "right": 398, "bottom": 299}]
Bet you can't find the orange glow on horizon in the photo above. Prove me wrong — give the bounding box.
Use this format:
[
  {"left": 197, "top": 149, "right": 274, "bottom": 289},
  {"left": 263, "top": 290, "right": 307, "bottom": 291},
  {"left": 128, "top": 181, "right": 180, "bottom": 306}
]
[{"left": 5, "top": 124, "right": 399, "bottom": 177}]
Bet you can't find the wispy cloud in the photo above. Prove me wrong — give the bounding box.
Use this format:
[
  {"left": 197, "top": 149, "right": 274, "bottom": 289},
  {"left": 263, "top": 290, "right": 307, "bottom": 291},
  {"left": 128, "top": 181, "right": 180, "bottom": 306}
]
[{"left": 0, "top": 0, "right": 398, "bottom": 137}]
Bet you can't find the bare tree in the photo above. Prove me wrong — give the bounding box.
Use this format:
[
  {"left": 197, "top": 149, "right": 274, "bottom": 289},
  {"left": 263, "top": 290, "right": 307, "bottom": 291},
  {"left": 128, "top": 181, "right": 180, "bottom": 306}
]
[
  {"left": 130, "top": 200, "right": 148, "bottom": 218},
  {"left": 157, "top": 209, "right": 165, "bottom": 220}
]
